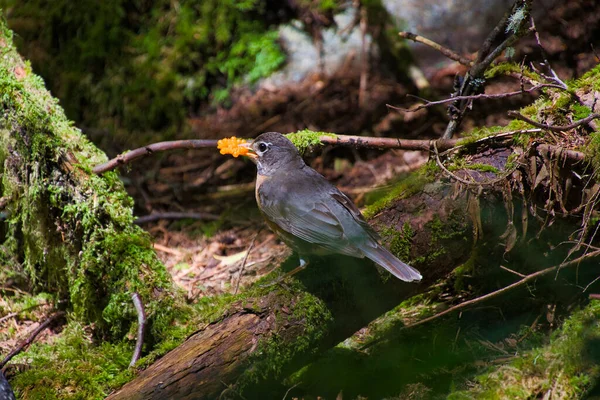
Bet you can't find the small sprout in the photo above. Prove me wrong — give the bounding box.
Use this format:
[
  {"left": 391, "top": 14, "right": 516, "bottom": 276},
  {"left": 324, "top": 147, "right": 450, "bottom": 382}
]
[{"left": 217, "top": 136, "right": 250, "bottom": 157}]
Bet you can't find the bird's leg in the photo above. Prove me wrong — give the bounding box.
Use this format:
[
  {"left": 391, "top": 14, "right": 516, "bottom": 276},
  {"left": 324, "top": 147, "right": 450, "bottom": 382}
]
[{"left": 262, "top": 257, "right": 309, "bottom": 287}]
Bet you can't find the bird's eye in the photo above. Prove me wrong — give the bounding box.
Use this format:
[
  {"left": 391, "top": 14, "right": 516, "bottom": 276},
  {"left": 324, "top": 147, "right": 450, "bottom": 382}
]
[{"left": 257, "top": 142, "right": 268, "bottom": 153}]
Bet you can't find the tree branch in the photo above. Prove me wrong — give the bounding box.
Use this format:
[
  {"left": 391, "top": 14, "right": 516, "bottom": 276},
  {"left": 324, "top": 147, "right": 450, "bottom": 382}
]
[
  {"left": 93, "top": 132, "right": 587, "bottom": 175},
  {"left": 0, "top": 311, "right": 65, "bottom": 369},
  {"left": 398, "top": 31, "right": 473, "bottom": 66},
  {"left": 507, "top": 111, "right": 600, "bottom": 132},
  {"left": 387, "top": 84, "right": 561, "bottom": 113},
  {"left": 363, "top": 249, "right": 600, "bottom": 350},
  {"left": 93, "top": 140, "right": 218, "bottom": 174}
]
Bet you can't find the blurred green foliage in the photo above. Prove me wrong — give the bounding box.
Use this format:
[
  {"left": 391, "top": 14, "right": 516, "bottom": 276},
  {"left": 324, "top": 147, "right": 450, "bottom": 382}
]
[{"left": 2, "top": 0, "right": 287, "bottom": 142}]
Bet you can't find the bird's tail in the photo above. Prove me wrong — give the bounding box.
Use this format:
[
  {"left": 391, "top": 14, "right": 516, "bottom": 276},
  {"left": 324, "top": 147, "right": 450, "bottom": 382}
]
[{"left": 363, "top": 245, "right": 422, "bottom": 282}]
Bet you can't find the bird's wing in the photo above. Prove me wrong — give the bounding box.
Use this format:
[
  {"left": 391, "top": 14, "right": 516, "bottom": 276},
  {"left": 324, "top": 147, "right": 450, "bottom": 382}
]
[
  {"left": 259, "top": 182, "right": 363, "bottom": 257},
  {"left": 329, "top": 190, "right": 381, "bottom": 241}
]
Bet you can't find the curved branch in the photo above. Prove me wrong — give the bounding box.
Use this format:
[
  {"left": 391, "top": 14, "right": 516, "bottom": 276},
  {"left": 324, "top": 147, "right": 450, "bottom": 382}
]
[
  {"left": 363, "top": 248, "right": 600, "bottom": 350},
  {"left": 388, "top": 84, "right": 563, "bottom": 113},
  {"left": 398, "top": 31, "right": 473, "bottom": 66},
  {"left": 93, "top": 140, "right": 218, "bottom": 174},
  {"left": 93, "top": 132, "right": 587, "bottom": 175},
  {"left": 507, "top": 111, "right": 600, "bottom": 132}
]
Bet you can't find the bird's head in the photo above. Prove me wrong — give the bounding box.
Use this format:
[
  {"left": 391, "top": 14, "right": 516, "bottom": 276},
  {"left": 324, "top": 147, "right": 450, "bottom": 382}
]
[{"left": 241, "top": 132, "right": 305, "bottom": 175}]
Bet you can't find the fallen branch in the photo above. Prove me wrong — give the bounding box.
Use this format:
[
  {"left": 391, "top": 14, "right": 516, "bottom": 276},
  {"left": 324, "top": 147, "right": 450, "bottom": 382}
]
[
  {"left": 507, "top": 111, "right": 600, "bottom": 132},
  {"left": 363, "top": 248, "right": 600, "bottom": 349},
  {"left": 93, "top": 140, "right": 218, "bottom": 175},
  {"left": 0, "top": 311, "right": 65, "bottom": 369},
  {"left": 387, "top": 84, "right": 563, "bottom": 113},
  {"left": 94, "top": 132, "right": 587, "bottom": 174},
  {"left": 130, "top": 293, "right": 146, "bottom": 367},
  {"left": 398, "top": 31, "right": 473, "bottom": 67}
]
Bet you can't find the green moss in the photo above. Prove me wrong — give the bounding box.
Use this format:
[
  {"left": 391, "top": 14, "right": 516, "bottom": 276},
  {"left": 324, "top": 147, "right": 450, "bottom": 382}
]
[
  {"left": 572, "top": 103, "right": 592, "bottom": 120},
  {"left": 457, "top": 126, "right": 506, "bottom": 146},
  {"left": 286, "top": 129, "right": 337, "bottom": 154},
  {"left": 5, "top": 0, "right": 287, "bottom": 144},
  {"left": 485, "top": 62, "right": 538, "bottom": 82},
  {"left": 11, "top": 323, "right": 135, "bottom": 400},
  {"left": 465, "top": 163, "right": 500, "bottom": 174},
  {"left": 234, "top": 283, "right": 333, "bottom": 391},
  {"left": 410, "top": 214, "right": 462, "bottom": 264},
  {"left": 362, "top": 168, "right": 432, "bottom": 219},
  {"left": 0, "top": 20, "right": 195, "bottom": 397},
  {"left": 381, "top": 222, "right": 414, "bottom": 262},
  {"left": 452, "top": 251, "right": 477, "bottom": 292},
  {"left": 575, "top": 64, "right": 600, "bottom": 91},
  {"left": 449, "top": 300, "right": 600, "bottom": 399},
  {"left": 586, "top": 132, "right": 600, "bottom": 173}
]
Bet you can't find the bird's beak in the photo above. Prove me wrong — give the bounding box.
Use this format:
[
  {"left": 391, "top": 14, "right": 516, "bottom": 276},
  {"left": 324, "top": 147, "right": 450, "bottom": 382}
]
[{"left": 240, "top": 141, "right": 258, "bottom": 161}]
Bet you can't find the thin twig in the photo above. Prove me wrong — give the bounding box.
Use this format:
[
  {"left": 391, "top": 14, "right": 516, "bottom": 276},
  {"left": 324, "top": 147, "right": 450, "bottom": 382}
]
[
  {"left": 0, "top": 311, "right": 65, "bottom": 369},
  {"left": 507, "top": 111, "right": 600, "bottom": 132},
  {"left": 529, "top": 15, "right": 568, "bottom": 89},
  {"left": 499, "top": 265, "right": 527, "bottom": 278},
  {"left": 398, "top": 32, "right": 473, "bottom": 66},
  {"left": 93, "top": 139, "right": 218, "bottom": 174},
  {"left": 0, "top": 302, "right": 46, "bottom": 325},
  {"left": 433, "top": 142, "right": 481, "bottom": 186},
  {"left": 387, "top": 84, "right": 563, "bottom": 113},
  {"left": 363, "top": 249, "right": 600, "bottom": 350},
  {"left": 282, "top": 382, "right": 301, "bottom": 400},
  {"left": 130, "top": 292, "right": 146, "bottom": 367},
  {"left": 406, "top": 249, "right": 600, "bottom": 329},
  {"left": 442, "top": 0, "right": 533, "bottom": 139},
  {"left": 234, "top": 229, "right": 261, "bottom": 295}
]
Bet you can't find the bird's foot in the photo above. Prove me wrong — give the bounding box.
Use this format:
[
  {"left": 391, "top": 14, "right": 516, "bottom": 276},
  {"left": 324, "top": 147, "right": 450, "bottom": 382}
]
[{"left": 261, "top": 259, "right": 309, "bottom": 288}]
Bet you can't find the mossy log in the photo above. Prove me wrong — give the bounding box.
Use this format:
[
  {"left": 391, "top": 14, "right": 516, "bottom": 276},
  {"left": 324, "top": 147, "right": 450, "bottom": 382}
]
[
  {"left": 109, "top": 173, "right": 475, "bottom": 399},
  {"left": 4, "top": 12, "right": 600, "bottom": 399},
  {"left": 110, "top": 121, "right": 600, "bottom": 398},
  {"left": 0, "top": 22, "right": 184, "bottom": 345}
]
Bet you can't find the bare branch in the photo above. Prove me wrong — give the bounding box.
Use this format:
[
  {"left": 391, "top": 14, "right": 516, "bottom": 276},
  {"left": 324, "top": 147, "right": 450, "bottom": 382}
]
[
  {"left": 529, "top": 15, "right": 568, "bottom": 89},
  {"left": 442, "top": 0, "right": 533, "bottom": 139},
  {"left": 130, "top": 292, "right": 146, "bottom": 367},
  {"left": 93, "top": 131, "right": 586, "bottom": 175},
  {"left": 0, "top": 311, "right": 65, "bottom": 369},
  {"left": 388, "top": 84, "right": 561, "bottom": 113},
  {"left": 235, "top": 229, "right": 262, "bottom": 295},
  {"left": 93, "top": 139, "right": 218, "bottom": 175},
  {"left": 373, "top": 249, "right": 600, "bottom": 341},
  {"left": 507, "top": 111, "right": 600, "bottom": 132},
  {"left": 398, "top": 32, "right": 473, "bottom": 66}
]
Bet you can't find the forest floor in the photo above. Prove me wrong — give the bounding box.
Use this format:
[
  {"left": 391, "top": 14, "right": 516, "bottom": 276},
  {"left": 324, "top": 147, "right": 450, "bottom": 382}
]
[
  {"left": 121, "top": 0, "right": 599, "bottom": 302},
  {"left": 2, "top": 0, "right": 599, "bottom": 391}
]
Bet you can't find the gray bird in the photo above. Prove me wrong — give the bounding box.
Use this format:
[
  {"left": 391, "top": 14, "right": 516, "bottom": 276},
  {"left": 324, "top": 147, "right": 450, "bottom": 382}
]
[{"left": 241, "top": 132, "right": 422, "bottom": 282}]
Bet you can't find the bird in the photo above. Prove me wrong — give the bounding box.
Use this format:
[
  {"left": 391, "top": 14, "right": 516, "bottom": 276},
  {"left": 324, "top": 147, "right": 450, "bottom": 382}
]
[{"left": 240, "top": 132, "right": 422, "bottom": 282}]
